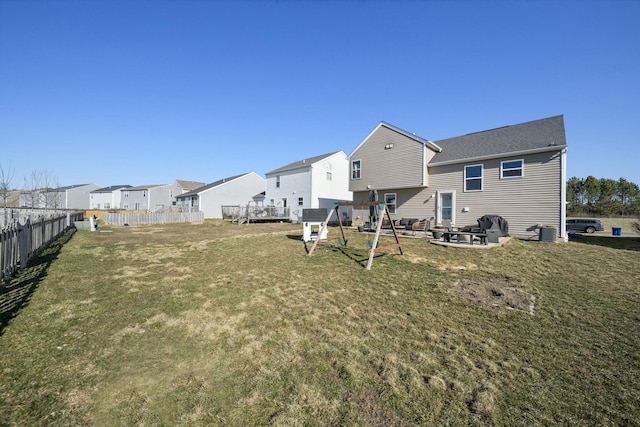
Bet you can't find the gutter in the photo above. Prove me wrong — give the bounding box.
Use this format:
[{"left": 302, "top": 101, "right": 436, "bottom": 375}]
[{"left": 428, "top": 145, "right": 568, "bottom": 167}]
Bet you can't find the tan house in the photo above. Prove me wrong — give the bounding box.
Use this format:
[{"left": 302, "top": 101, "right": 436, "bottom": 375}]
[{"left": 348, "top": 115, "right": 568, "bottom": 240}]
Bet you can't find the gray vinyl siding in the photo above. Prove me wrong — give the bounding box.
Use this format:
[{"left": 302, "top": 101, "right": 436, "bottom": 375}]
[
  {"left": 65, "top": 186, "right": 99, "bottom": 209},
  {"left": 350, "top": 126, "right": 425, "bottom": 192},
  {"left": 429, "top": 151, "right": 563, "bottom": 237},
  {"left": 353, "top": 187, "right": 434, "bottom": 222},
  {"left": 354, "top": 150, "right": 563, "bottom": 237},
  {"left": 127, "top": 191, "right": 148, "bottom": 210}
]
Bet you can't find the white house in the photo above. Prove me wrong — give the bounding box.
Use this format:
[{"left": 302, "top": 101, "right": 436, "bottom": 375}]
[
  {"left": 175, "top": 172, "right": 266, "bottom": 219},
  {"left": 265, "top": 151, "right": 352, "bottom": 222},
  {"left": 90, "top": 185, "right": 132, "bottom": 209},
  {"left": 171, "top": 180, "right": 206, "bottom": 206},
  {"left": 20, "top": 184, "right": 100, "bottom": 209},
  {"left": 122, "top": 184, "right": 174, "bottom": 211}
]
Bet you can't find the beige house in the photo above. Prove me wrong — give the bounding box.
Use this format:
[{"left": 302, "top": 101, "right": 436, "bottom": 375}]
[{"left": 348, "top": 115, "right": 568, "bottom": 240}]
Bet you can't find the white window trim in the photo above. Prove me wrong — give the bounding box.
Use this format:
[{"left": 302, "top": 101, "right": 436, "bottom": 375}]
[
  {"left": 464, "top": 164, "right": 483, "bottom": 192},
  {"left": 384, "top": 192, "right": 397, "bottom": 214},
  {"left": 351, "top": 159, "right": 361, "bottom": 180},
  {"left": 500, "top": 159, "right": 524, "bottom": 179}
]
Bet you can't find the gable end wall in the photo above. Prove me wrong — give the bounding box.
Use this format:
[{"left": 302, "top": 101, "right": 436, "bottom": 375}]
[{"left": 350, "top": 126, "right": 426, "bottom": 192}]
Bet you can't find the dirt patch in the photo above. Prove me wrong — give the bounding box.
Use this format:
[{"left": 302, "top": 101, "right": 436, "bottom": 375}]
[{"left": 450, "top": 277, "right": 535, "bottom": 315}]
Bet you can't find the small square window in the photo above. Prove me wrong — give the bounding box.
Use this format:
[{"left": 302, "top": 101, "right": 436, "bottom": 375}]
[
  {"left": 326, "top": 171, "right": 332, "bottom": 181},
  {"left": 501, "top": 159, "right": 523, "bottom": 178},
  {"left": 298, "top": 197, "right": 304, "bottom": 206}
]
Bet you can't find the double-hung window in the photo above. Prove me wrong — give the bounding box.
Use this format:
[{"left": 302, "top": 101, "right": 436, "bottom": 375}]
[
  {"left": 384, "top": 193, "right": 397, "bottom": 214},
  {"left": 501, "top": 159, "right": 524, "bottom": 178},
  {"left": 351, "top": 160, "right": 361, "bottom": 180},
  {"left": 464, "top": 164, "right": 483, "bottom": 192}
]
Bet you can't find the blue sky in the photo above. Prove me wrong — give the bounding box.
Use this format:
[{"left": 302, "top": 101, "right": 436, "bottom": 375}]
[{"left": 1, "top": 0, "right": 639, "bottom": 188}]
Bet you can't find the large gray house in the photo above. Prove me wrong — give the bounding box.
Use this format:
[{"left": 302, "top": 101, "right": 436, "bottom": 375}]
[
  {"left": 90, "top": 185, "right": 132, "bottom": 209},
  {"left": 348, "top": 115, "right": 568, "bottom": 240},
  {"left": 122, "top": 184, "right": 174, "bottom": 211}
]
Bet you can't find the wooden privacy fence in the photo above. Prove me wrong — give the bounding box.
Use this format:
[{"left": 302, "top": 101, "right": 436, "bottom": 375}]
[
  {"left": 1, "top": 212, "right": 83, "bottom": 282},
  {"left": 103, "top": 211, "right": 205, "bottom": 226}
]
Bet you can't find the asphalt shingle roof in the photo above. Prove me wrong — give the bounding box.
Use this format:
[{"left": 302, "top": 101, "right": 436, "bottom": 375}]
[
  {"left": 178, "top": 174, "right": 247, "bottom": 198},
  {"left": 176, "top": 180, "right": 206, "bottom": 191},
  {"left": 92, "top": 185, "right": 131, "bottom": 193},
  {"left": 265, "top": 152, "right": 341, "bottom": 176},
  {"left": 430, "top": 115, "right": 566, "bottom": 164},
  {"left": 127, "top": 184, "right": 166, "bottom": 191}
]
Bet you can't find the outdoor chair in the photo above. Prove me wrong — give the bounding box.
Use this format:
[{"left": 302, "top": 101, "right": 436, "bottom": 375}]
[{"left": 411, "top": 219, "right": 429, "bottom": 236}]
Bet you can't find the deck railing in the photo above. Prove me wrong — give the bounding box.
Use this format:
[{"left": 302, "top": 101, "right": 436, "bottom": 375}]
[{"left": 221, "top": 205, "right": 290, "bottom": 222}]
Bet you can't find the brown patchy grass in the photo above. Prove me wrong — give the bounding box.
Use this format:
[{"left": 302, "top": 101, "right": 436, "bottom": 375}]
[{"left": 0, "top": 219, "right": 639, "bottom": 426}]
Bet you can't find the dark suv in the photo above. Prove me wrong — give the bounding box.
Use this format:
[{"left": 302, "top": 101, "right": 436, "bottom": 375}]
[{"left": 566, "top": 218, "right": 604, "bottom": 233}]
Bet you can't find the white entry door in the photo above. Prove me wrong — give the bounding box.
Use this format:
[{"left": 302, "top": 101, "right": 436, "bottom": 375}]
[{"left": 436, "top": 190, "right": 456, "bottom": 226}]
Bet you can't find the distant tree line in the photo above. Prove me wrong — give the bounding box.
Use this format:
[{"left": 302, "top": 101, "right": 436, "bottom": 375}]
[{"left": 567, "top": 176, "right": 640, "bottom": 217}]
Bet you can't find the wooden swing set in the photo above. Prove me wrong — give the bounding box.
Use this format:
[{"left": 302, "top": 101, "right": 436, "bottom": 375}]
[{"left": 307, "top": 201, "right": 403, "bottom": 270}]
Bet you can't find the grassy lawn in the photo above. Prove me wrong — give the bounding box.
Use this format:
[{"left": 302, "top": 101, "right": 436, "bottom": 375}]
[{"left": 1, "top": 220, "right": 639, "bottom": 426}]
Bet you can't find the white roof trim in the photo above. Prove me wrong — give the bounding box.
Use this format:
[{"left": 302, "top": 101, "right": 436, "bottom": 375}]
[
  {"left": 265, "top": 151, "right": 345, "bottom": 176},
  {"left": 428, "top": 145, "right": 567, "bottom": 167},
  {"left": 348, "top": 122, "right": 441, "bottom": 158}
]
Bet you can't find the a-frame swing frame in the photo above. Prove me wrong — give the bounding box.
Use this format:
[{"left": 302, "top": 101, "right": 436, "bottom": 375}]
[{"left": 307, "top": 201, "right": 403, "bottom": 270}]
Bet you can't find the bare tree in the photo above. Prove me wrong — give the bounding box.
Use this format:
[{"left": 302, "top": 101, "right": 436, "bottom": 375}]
[
  {"left": 21, "top": 169, "right": 61, "bottom": 210},
  {"left": 0, "top": 162, "right": 14, "bottom": 209},
  {"left": 40, "top": 169, "right": 58, "bottom": 209},
  {"left": 23, "top": 170, "right": 42, "bottom": 208},
  {"left": 51, "top": 177, "right": 63, "bottom": 209},
  {"left": 1, "top": 162, "right": 15, "bottom": 226}
]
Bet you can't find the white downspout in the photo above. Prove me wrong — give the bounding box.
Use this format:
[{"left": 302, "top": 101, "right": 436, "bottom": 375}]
[
  {"left": 560, "top": 148, "right": 568, "bottom": 241},
  {"left": 422, "top": 143, "right": 427, "bottom": 187}
]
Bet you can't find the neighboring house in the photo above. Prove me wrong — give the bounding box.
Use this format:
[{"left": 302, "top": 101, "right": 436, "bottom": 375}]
[
  {"left": 90, "top": 185, "right": 132, "bottom": 209},
  {"left": 122, "top": 184, "right": 174, "bottom": 211},
  {"left": 171, "top": 180, "right": 206, "bottom": 205},
  {"left": 348, "top": 116, "right": 568, "bottom": 239},
  {"left": 175, "top": 172, "right": 265, "bottom": 219},
  {"left": 7, "top": 190, "right": 20, "bottom": 208},
  {"left": 20, "top": 184, "right": 101, "bottom": 209},
  {"left": 265, "top": 151, "right": 353, "bottom": 222}
]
